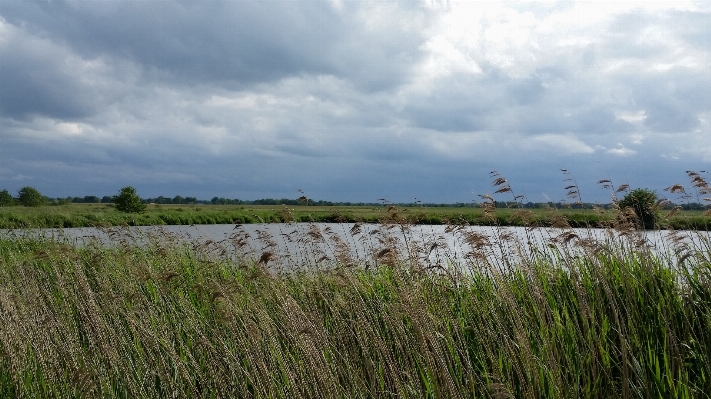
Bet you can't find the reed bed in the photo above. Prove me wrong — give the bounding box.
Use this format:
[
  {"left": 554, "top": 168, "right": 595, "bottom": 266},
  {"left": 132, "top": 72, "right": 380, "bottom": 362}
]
[
  {"left": 1, "top": 213, "right": 710, "bottom": 398},
  {"left": 1, "top": 203, "right": 708, "bottom": 230},
  {"left": 1, "top": 171, "right": 710, "bottom": 397}
]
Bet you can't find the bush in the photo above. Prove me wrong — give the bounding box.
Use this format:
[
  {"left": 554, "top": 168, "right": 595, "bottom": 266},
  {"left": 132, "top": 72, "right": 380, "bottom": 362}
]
[
  {"left": 114, "top": 186, "right": 147, "bottom": 213},
  {"left": 617, "top": 188, "right": 659, "bottom": 229},
  {"left": 17, "top": 187, "right": 46, "bottom": 207},
  {"left": 0, "top": 189, "right": 15, "bottom": 206}
]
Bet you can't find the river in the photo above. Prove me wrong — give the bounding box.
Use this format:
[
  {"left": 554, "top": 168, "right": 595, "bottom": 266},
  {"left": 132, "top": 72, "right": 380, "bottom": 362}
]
[{"left": 2, "top": 223, "right": 709, "bottom": 270}]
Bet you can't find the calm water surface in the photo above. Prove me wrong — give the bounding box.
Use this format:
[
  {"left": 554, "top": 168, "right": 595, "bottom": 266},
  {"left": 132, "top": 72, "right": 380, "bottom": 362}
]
[{"left": 3, "top": 223, "right": 709, "bottom": 269}]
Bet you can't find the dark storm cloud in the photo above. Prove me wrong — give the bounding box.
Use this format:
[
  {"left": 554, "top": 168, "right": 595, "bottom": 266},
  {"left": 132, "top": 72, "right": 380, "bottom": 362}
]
[
  {"left": 601, "top": 8, "right": 711, "bottom": 131},
  {"left": 572, "top": 107, "right": 634, "bottom": 134},
  {"left": 624, "top": 70, "right": 711, "bottom": 133},
  {"left": 0, "top": 0, "right": 430, "bottom": 91},
  {"left": 0, "top": 26, "right": 97, "bottom": 119},
  {"left": 401, "top": 70, "right": 631, "bottom": 136},
  {"left": 644, "top": 101, "right": 699, "bottom": 132},
  {"left": 0, "top": 0, "right": 335, "bottom": 84},
  {"left": 401, "top": 73, "right": 500, "bottom": 132},
  {"left": 1, "top": 1, "right": 709, "bottom": 203},
  {"left": 506, "top": 76, "right": 545, "bottom": 106}
]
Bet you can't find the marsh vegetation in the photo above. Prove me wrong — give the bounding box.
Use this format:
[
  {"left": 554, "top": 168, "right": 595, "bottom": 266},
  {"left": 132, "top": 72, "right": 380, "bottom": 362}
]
[
  {"left": 0, "top": 202, "right": 709, "bottom": 231},
  {"left": 1, "top": 170, "right": 709, "bottom": 230},
  {"left": 1, "top": 171, "right": 710, "bottom": 397},
  {"left": 1, "top": 209, "right": 710, "bottom": 397}
]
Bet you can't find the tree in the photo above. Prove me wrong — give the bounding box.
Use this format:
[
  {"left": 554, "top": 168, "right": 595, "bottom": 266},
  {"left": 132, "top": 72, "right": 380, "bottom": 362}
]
[
  {"left": 52, "top": 197, "right": 72, "bottom": 205},
  {"left": 0, "top": 189, "right": 15, "bottom": 206},
  {"left": 18, "top": 186, "right": 46, "bottom": 207},
  {"left": 114, "top": 186, "right": 147, "bottom": 213},
  {"left": 617, "top": 188, "right": 659, "bottom": 230}
]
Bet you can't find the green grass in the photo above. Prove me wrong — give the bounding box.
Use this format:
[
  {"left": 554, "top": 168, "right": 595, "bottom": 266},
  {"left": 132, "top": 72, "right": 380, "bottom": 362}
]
[
  {"left": 1, "top": 203, "right": 709, "bottom": 230},
  {"left": 0, "top": 224, "right": 710, "bottom": 398}
]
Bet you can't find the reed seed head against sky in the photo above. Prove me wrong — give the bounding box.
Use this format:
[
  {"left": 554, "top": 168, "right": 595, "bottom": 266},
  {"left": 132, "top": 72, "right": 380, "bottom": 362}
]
[{"left": 1, "top": 0, "right": 710, "bottom": 203}]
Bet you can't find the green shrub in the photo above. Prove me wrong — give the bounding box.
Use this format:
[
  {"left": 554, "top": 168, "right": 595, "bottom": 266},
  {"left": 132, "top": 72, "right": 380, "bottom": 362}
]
[
  {"left": 17, "top": 187, "right": 46, "bottom": 207},
  {"left": 0, "top": 190, "right": 15, "bottom": 207},
  {"left": 617, "top": 188, "right": 660, "bottom": 229},
  {"left": 114, "top": 186, "right": 147, "bottom": 213}
]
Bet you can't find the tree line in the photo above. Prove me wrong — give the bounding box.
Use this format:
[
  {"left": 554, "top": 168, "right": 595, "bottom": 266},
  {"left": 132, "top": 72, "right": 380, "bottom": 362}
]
[{"left": 1, "top": 185, "right": 708, "bottom": 213}]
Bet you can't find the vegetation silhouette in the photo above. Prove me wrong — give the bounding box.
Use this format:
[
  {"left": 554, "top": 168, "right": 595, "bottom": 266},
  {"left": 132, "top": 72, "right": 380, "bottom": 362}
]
[{"left": 114, "top": 186, "right": 147, "bottom": 213}]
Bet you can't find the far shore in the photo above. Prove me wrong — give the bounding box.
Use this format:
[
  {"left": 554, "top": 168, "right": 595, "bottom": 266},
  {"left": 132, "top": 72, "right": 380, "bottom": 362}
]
[{"left": 0, "top": 203, "right": 709, "bottom": 230}]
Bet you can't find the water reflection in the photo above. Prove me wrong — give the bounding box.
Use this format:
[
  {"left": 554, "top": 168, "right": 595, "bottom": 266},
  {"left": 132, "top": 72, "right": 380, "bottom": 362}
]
[{"left": 2, "top": 223, "right": 709, "bottom": 270}]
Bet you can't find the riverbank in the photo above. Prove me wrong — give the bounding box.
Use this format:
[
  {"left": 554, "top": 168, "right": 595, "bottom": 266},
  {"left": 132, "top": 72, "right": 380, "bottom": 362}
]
[
  {"left": 0, "top": 203, "right": 709, "bottom": 230},
  {"left": 1, "top": 229, "right": 709, "bottom": 397}
]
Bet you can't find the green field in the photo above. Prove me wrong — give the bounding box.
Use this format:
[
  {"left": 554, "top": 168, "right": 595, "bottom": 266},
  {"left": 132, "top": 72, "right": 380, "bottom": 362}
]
[
  {"left": 1, "top": 222, "right": 710, "bottom": 397},
  {"left": 0, "top": 203, "right": 709, "bottom": 230}
]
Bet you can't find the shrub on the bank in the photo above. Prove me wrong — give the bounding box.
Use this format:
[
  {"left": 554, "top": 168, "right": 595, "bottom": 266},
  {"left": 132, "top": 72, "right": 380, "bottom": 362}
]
[
  {"left": 0, "top": 189, "right": 15, "bottom": 206},
  {"left": 114, "top": 186, "right": 146, "bottom": 213},
  {"left": 617, "top": 188, "right": 660, "bottom": 229},
  {"left": 17, "top": 187, "right": 46, "bottom": 207}
]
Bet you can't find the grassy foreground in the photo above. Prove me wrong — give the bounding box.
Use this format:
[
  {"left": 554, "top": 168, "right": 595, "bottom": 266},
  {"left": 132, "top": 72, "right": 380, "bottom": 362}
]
[
  {"left": 0, "top": 203, "right": 709, "bottom": 230},
  {"left": 1, "top": 225, "right": 710, "bottom": 398}
]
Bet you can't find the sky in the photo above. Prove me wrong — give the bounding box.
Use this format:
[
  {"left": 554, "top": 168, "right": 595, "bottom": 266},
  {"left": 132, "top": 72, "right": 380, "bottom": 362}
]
[{"left": 0, "top": 0, "right": 710, "bottom": 204}]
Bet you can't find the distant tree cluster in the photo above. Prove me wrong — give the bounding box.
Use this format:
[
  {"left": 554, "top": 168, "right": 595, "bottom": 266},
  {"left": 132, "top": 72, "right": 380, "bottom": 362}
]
[
  {"left": 0, "top": 187, "right": 116, "bottom": 208},
  {"left": 208, "top": 197, "right": 243, "bottom": 205},
  {"left": 679, "top": 203, "right": 710, "bottom": 211},
  {"left": 1, "top": 185, "right": 707, "bottom": 220},
  {"left": 0, "top": 189, "right": 15, "bottom": 206},
  {"left": 43, "top": 196, "right": 114, "bottom": 205},
  {"left": 144, "top": 196, "right": 198, "bottom": 205},
  {"left": 0, "top": 187, "right": 48, "bottom": 207},
  {"left": 19, "top": 187, "right": 46, "bottom": 206}
]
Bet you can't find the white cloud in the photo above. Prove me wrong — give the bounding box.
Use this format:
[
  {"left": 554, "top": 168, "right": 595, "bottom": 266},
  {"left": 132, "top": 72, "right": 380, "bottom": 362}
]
[
  {"left": 616, "top": 110, "right": 646, "bottom": 123},
  {"left": 606, "top": 143, "right": 637, "bottom": 157},
  {"left": 661, "top": 153, "right": 680, "bottom": 160},
  {"left": 527, "top": 134, "right": 595, "bottom": 154},
  {"left": 55, "top": 122, "right": 85, "bottom": 136},
  {"left": 630, "top": 134, "right": 644, "bottom": 145}
]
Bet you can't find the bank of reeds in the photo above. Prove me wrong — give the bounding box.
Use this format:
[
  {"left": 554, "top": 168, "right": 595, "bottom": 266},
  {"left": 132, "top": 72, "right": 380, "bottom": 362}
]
[
  {"left": 2, "top": 170, "right": 711, "bottom": 397},
  {"left": 1, "top": 217, "right": 710, "bottom": 398},
  {"left": 1, "top": 203, "right": 708, "bottom": 230}
]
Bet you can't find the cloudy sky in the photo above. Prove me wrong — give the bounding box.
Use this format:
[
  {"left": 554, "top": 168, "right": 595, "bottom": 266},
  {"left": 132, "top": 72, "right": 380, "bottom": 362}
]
[{"left": 1, "top": 0, "right": 710, "bottom": 204}]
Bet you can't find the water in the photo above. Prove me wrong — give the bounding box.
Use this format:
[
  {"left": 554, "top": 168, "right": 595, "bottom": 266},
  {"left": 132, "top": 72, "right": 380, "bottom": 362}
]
[{"left": 2, "top": 223, "right": 709, "bottom": 270}]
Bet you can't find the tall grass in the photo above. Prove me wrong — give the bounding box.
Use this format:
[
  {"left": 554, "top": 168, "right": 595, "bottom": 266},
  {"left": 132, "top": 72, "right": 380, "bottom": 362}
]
[
  {"left": 1, "top": 216, "right": 710, "bottom": 398},
  {"left": 1, "top": 171, "right": 710, "bottom": 397},
  {"left": 1, "top": 202, "right": 708, "bottom": 230}
]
